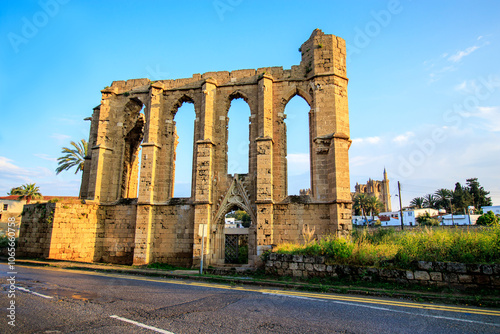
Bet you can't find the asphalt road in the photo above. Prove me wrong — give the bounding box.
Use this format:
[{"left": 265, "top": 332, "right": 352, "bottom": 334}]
[{"left": 1, "top": 264, "right": 499, "bottom": 334}]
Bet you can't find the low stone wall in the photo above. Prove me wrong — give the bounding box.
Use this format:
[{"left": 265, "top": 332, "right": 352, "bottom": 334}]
[
  {"left": 18, "top": 203, "right": 136, "bottom": 264},
  {"left": 265, "top": 253, "right": 500, "bottom": 290}
]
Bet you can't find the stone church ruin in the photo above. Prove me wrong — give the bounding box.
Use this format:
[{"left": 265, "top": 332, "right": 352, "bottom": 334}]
[{"left": 19, "top": 29, "right": 352, "bottom": 268}]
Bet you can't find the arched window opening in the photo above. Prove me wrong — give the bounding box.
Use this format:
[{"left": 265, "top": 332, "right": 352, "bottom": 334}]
[
  {"left": 224, "top": 208, "right": 251, "bottom": 264},
  {"left": 173, "top": 101, "right": 196, "bottom": 198},
  {"left": 122, "top": 100, "right": 145, "bottom": 199},
  {"left": 227, "top": 97, "right": 250, "bottom": 175},
  {"left": 284, "top": 95, "right": 311, "bottom": 195}
]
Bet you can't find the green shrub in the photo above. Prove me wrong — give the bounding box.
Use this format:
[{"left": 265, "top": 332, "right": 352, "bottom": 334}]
[
  {"left": 477, "top": 211, "right": 499, "bottom": 226},
  {"left": 416, "top": 212, "right": 440, "bottom": 226},
  {"left": 273, "top": 226, "right": 500, "bottom": 268}
]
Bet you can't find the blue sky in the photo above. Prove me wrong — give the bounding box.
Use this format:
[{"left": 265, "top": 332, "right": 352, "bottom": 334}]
[{"left": 1, "top": 0, "right": 499, "bottom": 208}]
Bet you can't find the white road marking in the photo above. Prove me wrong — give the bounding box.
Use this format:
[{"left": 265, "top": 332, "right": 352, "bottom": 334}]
[
  {"left": 263, "top": 292, "right": 326, "bottom": 302},
  {"left": 16, "top": 286, "right": 54, "bottom": 299},
  {"left": 110, "top": 315, "right": 175, "bottom": 334},
  {"left": 266, "top": 292, "right": 500, "bottom": 328}
]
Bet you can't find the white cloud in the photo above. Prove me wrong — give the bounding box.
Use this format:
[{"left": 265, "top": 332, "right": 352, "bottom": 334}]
[
  {"left": 34, "top": 153, "right": 58, "bottom": 162},
  {"left": 448, "top": 45, "right": 479, "bottom": 63},
  {"left": 392, "top": 131, "right": 414, "bottom": 144},
  {"left": 50, "top": 133, "right": 71, "bottom": 142},
  {"left": 349, "top": 122, "right": 500, "bottom": 207},
  {"left": 351, "top": 136, "right": 381, "bottom": 145},
  {"left": 287, "top": 153, "right": 310, "bottom": 176},
  {"left": 462, "top": 106, "right": 500, "bottom": 132}
]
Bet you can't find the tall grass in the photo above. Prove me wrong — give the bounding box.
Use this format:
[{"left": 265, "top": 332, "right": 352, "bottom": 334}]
[{"left": 273, "top": 226, "right": 500, "bottom": 268}]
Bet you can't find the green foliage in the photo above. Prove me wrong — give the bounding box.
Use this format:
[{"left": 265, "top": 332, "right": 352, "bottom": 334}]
[
  {"left": 56, "top": 139, "right": 88, "bottom": 175},
  {"left": 410, "top": 178, "right": 491, "bottom": 213},
  {"left": 273, "top": 226, "right": 500, "bottom": 269},
  {"left": 476, "top": 211, "right": 499, "bottom": 226},
  {"left": 416, "top": 212, "right": 440, "bottom": 226},
  {"left": 410, "top": 197, "right": 425, "bottom": 209},
  {"left": 8, "top": 183, "right": 42, "bottom": 203},
  {"left": 146, "top": 262, "right": 187, "bottom": 270},
  {"left": 353, "top": 194, "right": 384, "bottom": 220},
  {"left": 0, "top": 236, "right": 17, "bottom": 248}
]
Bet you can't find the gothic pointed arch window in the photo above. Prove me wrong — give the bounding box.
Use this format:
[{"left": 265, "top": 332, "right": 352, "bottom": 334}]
[
  {"left": 226, "top": 92, "right": 251, "bottom": 175},
  {"left": 172, "top": 96, "right": 196, "bottom": 198},
  {"left": 284, "top": 94, "right": 311, "bottom": 195}
]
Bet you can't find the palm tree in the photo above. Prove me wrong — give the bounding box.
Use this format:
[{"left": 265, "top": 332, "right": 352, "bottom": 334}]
[
  {"left": 410, "top": 197, "right": 425, "bottom": 209},
  {"left": 434, "top": 188, "right": 453, "bottom": 210},
  {"left": 56, "top": 139, "right": 88, "bottom": 174},
  {"left": 353, "top": 193, "right": 376, "bottom": 224},
  {"left": 13, "top": 183, "right": 42, "bottom": 203},
  {"left": 366, "top": 196, "right": 384, "bottom": 217},
  {"left": 423, "top": 194, "right": 436, "bottom": 209}
]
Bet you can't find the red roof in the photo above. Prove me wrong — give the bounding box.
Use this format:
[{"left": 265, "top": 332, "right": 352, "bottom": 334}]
[{"left": 0, "top": 196, "right": 79, "bottom": 201}]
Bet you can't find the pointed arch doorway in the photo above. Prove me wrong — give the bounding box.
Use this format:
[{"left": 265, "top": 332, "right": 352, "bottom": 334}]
[{"left": 210, "top": 175, "right": 257, "bottom": 266}]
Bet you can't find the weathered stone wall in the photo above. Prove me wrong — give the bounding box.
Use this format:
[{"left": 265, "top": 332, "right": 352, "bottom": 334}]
[
  {"left": 18, "top": 203, "right": 137, "bottom": 264},
  {"left": 18, "top": 203, "right": 56, "bottom": 258},
  {"left": 273, "top": 201, "right": 333, "bottom": 244},
  {"left": 99, "top": 204, "right": 137, "bottom": 264},
  {"left": 265, "top": 254, "right": 500, "bottom": 290},
  {"left": 23, "top": 29, "right": 352, "bottom": 268},
  {"left": 150, "top": 203, "right": 194, "bottom": 267}
]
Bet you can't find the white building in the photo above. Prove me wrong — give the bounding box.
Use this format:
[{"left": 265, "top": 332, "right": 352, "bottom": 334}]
[
  {"left": 481, "top": 206, "right": 500, "bottom": 215},
  {"left": 378, "top": 208, "right": 440, "bottom": 226},
  {"left": 0, "top": 196, "right": 26, "bottom": 237},
  {"left": 352, "top": 215, "right": 379, "bottom": 226},
  {"left": 440, "top": 214, "right": 480, "bottom": 225}
]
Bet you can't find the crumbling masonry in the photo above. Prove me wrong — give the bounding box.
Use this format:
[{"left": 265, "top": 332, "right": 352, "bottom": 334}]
[{"left": 19, "top": 30, "right": 352, "bottom": 267}]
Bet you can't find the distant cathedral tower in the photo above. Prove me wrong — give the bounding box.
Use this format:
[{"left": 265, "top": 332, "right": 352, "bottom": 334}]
[{"left": 353, "top": 169, "right": 392, "bottom": 212}]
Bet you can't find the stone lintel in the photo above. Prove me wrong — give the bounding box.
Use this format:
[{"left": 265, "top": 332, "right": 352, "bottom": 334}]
[
  {"left": 196, "top": 139, "right": 215, "bottom": 146},
  {"left": 100, "top": 86, "right": 118, "bottom": 94},
  {"left": 204, "top": 77, "right": 218, "bottom": 86},
  {"left": 310, "top": 71, "right": 349, "bottom": 83},
  {"left": 255, "top": 136, "right": 273, "bottom": 143},
  {"left": 193, "top": 200, "right": 212, "bottom": 205},
  {"left": 141, "top": 142, "right": 162, "bottom": 149},
  {"left": 258, "top": 73, "right": 274, "bottom": 81},
  {"left": 255, "top": 200, "right": 274, "bottom": 204},
  {"left": 91, "top": 144, "right": 113, "bottom": 151},
  {"left": 150, "top": 81, "right": 164, "bottom": 90}
]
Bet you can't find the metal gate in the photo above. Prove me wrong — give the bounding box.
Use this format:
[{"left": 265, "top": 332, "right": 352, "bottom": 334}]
[{"left": 224, "top": 234, "right": 248, "bottom": 264}]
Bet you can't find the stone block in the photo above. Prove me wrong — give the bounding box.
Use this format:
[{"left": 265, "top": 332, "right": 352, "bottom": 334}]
[
  {"left": 481, "top": 265, "right": 493, "bottom": 275},
  {"left": 474, "top": 274, "right": 490, "bottom": 285},
  {"left": 313, "top": 264, "right": 325, "bottom": 272},
  {"left": 414, "top": 271, "right": 430, "bottom": 281},
  {"left": 447, "top": 263, "right": 467, "bottom": 274},
  {"left": 292, "top": 270, "right": 303, "bottom": 277},
  {"left": 304, "top": 256, "right": 315, "bottom": 263},
  {"left": 458, "top": 274, "right": 473, "bottom": 283},
  {"left": 429, "top": 272, "right": 442, "bottom": 281},
  {"left": 289, "top": 262, "right": 298, "bottom": 270},
  {"left": 305, "top": 263, "right": 313, "bottom": 271},
  {"left": 406, "top": 271, "right": 414, "bottom": 280},
  {"left": 466, "top": 264, "right": 481, "bottom": 273},
  {"left": 417, "top": 261, "right": 433, "bottom": 271},
  {"left": 293, "top": 254, "right": 303, "bottom": 263}
]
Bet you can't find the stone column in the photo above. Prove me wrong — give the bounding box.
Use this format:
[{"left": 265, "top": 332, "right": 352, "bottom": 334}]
[
  {"left": 86, "top": 88, "right": 117, "bottom": 202},
  {"left": 255, "top": 74, "right": 274, "bottom": 256},
  {"left": 133, "top": 82, "right": 163, "bottom": 265},
  {"left": 192, "top": 78, "right": 216, "bottom": 266},
  {"left": 193, "top": 140, "right": 214, "bottom": 266}
]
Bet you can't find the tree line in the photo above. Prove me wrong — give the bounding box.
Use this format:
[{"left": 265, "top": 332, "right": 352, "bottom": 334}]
[{"left": 409, "top": 178, "right": 492, "bottom": 214}]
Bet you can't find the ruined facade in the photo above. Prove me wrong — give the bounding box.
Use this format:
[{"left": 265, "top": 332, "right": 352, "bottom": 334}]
[
  {"left": 353, "top": 169, "right": 392, "bottom": 212},
  {"left": 19, "top": 30, "right": 352, "bottom": 267}
]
